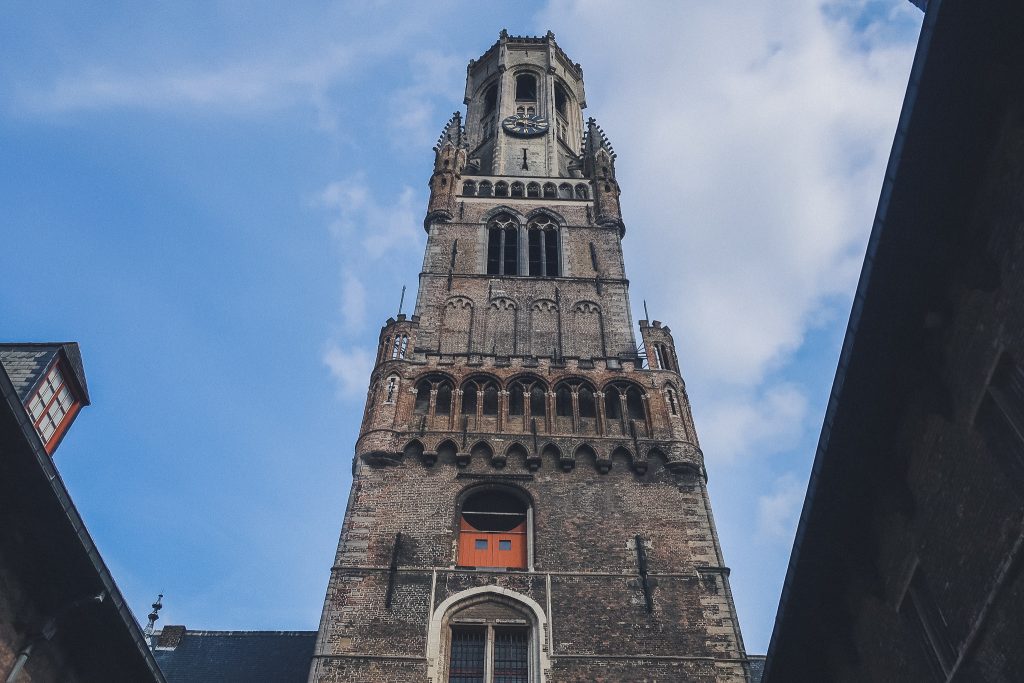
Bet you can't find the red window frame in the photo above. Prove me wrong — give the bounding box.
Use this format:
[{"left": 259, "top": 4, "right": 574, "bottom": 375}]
[{"left": 26, "top": 360, "right": 81, "bottom": 454}]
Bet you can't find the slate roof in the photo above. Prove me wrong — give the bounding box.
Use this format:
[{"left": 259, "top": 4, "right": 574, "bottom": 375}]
[
  {"left": 0, "top": 342, "right": 90, "bottom": 404},
  {"left": 152, "top": 629, "right": 316, "bottom": 683},
  {"left": 748, "top": 656, "right": 766, "bottom": 682}
]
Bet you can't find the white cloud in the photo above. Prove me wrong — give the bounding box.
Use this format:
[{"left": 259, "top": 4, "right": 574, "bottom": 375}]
[
  {"left": 757, "top": 473, "right": 807, "bottom": 542},
  {"left": 536, "top": 0, "right": 918, "bottom": 390},
  {"left": 323, "top": 343, "right": 374, "bottom": 399},
  {"left": 316, "top": 175, "right": 423, "bottom": 260},
  {"left": 339, "top": 272, "right": 367, "bottom": 332},
  {"left": 20, "top": 47, "right": 357, "bottom": 118},
  {"left": 388, "top": 50, "right": 465, "bottom": 149},
  {"left": 697, "top": 383, "right": 808, "bottom": 464}
]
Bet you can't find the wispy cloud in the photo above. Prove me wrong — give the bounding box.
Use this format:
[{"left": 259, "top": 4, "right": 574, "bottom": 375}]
[
  {"left": 757, "top": 473, "right": 807, "bottom": 542},
  {"left": 537, "top": 0, "right": 918, "bottom": 434},
  {"left": 698, "top": 383, "right": 808, "bottom": 464},
  {"left": 19, "top": 47, "right": 357, "bottom": 118},
  {"left": 323, "top": 343, "right": 375, "bottom": 399}
]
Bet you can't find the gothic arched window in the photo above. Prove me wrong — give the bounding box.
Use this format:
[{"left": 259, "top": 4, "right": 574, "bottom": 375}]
[
  {"left": 478, "top": 180, "right": 492, "bottom": 197},
  {"left": 558, "top": 183, "right": 573, "bottom": 199},
  {"left": 511, "top": 182, "right": 525, "bottom": 198},
  {"left": 526, "top": 182, "right": 540, "bottom": 198},
  {"left": 486, "top": 213, "right": 520, "bottom": 276},
  {"left": 507, "top": 376, "right": 546, "bottom": 430},
  {"left": 575, "top": 184, "right": 589, "bottom": 199},
  {"left": 527, "top": 216, "right": 560, "bottom": 277},
  {"left": 462, "top": 180, "right": 476, "bottom": 196},
  {"left": 626, "top": 386, "right": 645, "bottom": 420},
  {"left": 543, "top": 183, "right": 557, "bottom": 199},
  {"left": 515, "top": 73, "right": 537, "bottom": 101},
  {"left": 666, "top": 387, "right": 679, "bottom": 416},
  {"left": 494, "top": 181, "right": 508, "bottom": 197}
]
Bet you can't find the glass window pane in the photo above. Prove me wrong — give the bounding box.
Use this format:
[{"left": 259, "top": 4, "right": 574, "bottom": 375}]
[
  {"left": 449, "top": 628, "right": 486, "bottom": 683},
  {"left": 474, "top": 539, "right": 488, "bottom": 550},
  {"left": 499, "top": 540, "right": 512, "bottom": 551},
  {"left": 494, "top": 628, "right": 529, "bottom": 683}
]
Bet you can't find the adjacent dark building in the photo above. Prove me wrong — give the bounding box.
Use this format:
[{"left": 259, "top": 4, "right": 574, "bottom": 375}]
[
  {"left": 0, "top": 343, "right": 164, "bottom": 682},
  {"left": 765, "top": 0, "right": 1024, "bottom": 680}
]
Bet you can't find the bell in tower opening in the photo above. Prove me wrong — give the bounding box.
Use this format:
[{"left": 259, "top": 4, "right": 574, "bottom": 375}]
[{"left": 309, "top": 30, "right": 756, "bottom": 683}]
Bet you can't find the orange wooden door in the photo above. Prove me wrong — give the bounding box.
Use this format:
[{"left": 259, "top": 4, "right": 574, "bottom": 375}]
[{"left": 458, "top": 519, "right": 527, "bottom": 568}]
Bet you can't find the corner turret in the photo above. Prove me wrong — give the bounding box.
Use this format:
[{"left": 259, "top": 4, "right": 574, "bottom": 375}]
[
  {"left": 584, "top": 118, "right": 624, "bottom": 235},
  {"left": 425, "top": 112, "right": 467, "bottom": 230}
]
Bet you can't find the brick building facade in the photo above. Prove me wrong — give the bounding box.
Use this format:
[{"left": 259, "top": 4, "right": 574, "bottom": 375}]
[{"left": 309, "top": 32, "right": 754, "bottom": 683}]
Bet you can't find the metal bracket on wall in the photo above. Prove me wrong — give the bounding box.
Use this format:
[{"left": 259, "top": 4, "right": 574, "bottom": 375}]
[
  {"left": 635, "top": 534, "right": 654, "bottom": 614},
  {"left": 384, "top": 532, "right": 402, "bottom": 609}
]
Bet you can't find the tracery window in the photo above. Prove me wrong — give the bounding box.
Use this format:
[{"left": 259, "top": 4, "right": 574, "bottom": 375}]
[
  {"left": 486, "top": 213, "right": 520, "bottom": 276},
  {"left": 526, "top": 182, "right": 540, "bottom": 198},
  {"left": 511, "top": 182, "right": 525, "bottom": 198},
  {"left": 414, "top": 376, "right": 454, "bottom": 419},
  {"left": 463, "top": 180, "right": 477, "bottom": 197},
  {"left": 527, "top": 216, "right": 560, "bottom": 277},
  {"left": 506, "top": 377, "right": 547, "bottom": 428},
  {"left": 460, "top": 377, "right": 501, "bottom": 420},
  {"left": 494, "top": 181, "right": 509, "bottom": 197}
]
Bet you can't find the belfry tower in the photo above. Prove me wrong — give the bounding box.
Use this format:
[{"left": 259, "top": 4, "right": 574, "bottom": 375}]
[{"left": 310, "top": 31, "right": 751, "bottom": 683}]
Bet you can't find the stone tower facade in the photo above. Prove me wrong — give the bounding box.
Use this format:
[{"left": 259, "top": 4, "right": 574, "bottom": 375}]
[{"left": 310, "top": 31, "right": 751, "bottom": 683}]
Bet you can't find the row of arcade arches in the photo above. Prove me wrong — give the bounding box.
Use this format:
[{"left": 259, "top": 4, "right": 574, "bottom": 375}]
[
  {"left": 401, "top": 438, "right": 673, "bottom": 477},
  {"left": 463, "top": 180, "right": 590, "bottom": 200}
]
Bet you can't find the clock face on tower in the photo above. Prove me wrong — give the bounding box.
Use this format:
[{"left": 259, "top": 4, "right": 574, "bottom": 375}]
[{"left": 502, "top": 114, "right": 550, "bottom": 137}]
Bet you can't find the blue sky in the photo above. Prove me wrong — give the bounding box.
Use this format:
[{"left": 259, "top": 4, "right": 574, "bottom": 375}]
[{"left": 0, "top": 1, "right": 922, "bottom": 654}]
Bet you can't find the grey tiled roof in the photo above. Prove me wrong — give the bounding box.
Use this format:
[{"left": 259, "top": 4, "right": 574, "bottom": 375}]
[
  {"left": 0, "top": 347, "right": 58, "bottom": 401},
  {"left": 0, "top": 343, "right": 90, "bottom": 404},
  {"left": 152, "top": 630, "right": 316, "bottom": 683}
]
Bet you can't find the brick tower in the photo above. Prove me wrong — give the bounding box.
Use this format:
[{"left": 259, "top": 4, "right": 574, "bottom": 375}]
[{"left": 310, "top": 31, "right": 751, "bottom": 683}]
